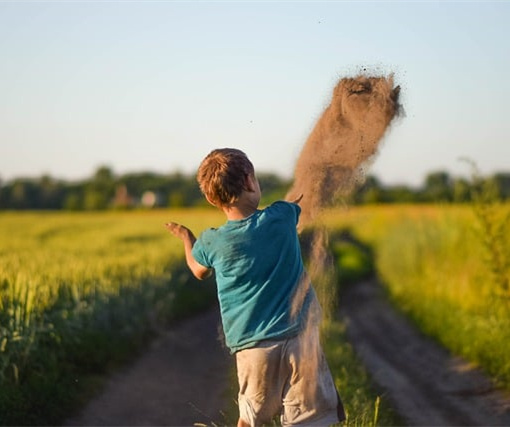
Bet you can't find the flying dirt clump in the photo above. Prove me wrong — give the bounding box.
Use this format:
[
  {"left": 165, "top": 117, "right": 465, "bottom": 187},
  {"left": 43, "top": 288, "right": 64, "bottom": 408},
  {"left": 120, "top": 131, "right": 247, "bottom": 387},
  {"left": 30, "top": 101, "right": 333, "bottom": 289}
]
[{"left": 286, "top": 74, "right": 402, "bottom": 227}]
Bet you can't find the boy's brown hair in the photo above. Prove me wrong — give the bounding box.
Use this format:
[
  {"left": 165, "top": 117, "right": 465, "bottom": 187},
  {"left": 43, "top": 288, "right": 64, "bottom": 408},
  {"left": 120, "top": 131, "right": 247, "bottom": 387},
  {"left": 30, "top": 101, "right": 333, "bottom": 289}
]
[{"left": 197, "top": 148, "right": 255, "bottom": 207}]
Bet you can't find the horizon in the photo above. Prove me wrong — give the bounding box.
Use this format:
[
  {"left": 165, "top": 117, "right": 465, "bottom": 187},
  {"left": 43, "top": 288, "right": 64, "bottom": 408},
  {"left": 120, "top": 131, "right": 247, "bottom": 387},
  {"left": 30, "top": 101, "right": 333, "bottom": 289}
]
[{"left": 2, "top": 161, "right": 506, "bottom": 190}]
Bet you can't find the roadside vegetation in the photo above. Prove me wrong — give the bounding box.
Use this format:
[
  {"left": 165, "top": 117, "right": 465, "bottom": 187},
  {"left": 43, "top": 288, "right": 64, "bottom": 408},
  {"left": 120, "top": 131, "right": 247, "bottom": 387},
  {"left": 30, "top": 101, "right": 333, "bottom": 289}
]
[
  {"left": 322, "top": 199, "right": 510, "bottom": 391},
  {"left": 0, "top": 209, "right": 222, "bottom": 425},
  {"left": 324, "top": 231, "right": 401, "bottom": 426}
]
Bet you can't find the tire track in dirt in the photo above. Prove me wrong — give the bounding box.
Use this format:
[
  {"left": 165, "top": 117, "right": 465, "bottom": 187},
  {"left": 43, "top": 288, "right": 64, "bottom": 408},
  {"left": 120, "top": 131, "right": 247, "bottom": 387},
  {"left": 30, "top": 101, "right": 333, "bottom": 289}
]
[
  {"left": 65, "top": 305, "right": 233, "bottom": 427},
  {"left": 339, "top": 279, "right": 510, "bottom": 426}
]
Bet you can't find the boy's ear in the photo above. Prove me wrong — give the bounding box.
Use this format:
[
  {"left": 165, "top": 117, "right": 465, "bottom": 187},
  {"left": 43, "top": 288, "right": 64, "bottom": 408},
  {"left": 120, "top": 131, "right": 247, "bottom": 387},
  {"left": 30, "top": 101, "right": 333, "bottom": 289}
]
[
  {"left": 244, "top": 173, "right": 256, "bottom": 192},
  {"left": 205, "top": 194, "right": 218, "bottom": 207}
]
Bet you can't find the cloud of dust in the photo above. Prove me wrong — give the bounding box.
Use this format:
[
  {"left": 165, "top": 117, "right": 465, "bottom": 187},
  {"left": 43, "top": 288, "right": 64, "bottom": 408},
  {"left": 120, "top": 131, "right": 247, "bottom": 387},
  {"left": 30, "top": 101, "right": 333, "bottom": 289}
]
[
  {"left": 286, "top": 74, "right": 402, "bottom": 228},
  {"left": 288, "top": 74, "right": 402, "bottom": 400}
]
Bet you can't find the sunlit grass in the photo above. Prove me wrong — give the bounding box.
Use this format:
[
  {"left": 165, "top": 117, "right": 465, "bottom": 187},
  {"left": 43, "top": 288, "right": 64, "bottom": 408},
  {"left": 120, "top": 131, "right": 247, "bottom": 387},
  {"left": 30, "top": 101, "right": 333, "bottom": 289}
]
[
  {"left": 0, "top": 209, "right": 223, "bottom": 288},
  {"left": 322, "top": 203, "right": 510, "bottom": 389},
  {"left": 0, "top": 208, "right": 223, "bottom": 424}
]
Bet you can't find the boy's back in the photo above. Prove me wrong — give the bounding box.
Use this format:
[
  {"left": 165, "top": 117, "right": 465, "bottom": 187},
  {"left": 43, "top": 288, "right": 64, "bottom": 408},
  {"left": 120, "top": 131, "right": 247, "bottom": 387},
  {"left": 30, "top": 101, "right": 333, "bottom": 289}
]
[{"left": 192, "top": 201, "right": 314, "bottom": 353}]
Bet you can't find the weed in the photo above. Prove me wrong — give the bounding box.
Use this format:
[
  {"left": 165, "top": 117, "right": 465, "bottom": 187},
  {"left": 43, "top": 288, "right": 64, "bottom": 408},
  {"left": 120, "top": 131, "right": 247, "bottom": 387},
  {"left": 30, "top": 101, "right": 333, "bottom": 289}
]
[{"left": 463, "top": 159, "right": 510, "bottom": 302}]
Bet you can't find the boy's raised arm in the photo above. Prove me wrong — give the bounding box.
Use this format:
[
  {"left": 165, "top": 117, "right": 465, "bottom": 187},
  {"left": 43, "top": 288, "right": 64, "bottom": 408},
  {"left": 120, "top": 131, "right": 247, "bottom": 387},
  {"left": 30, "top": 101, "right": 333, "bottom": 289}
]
[{"left": 164, "top": 222, "right": 213, "bottom": 280}]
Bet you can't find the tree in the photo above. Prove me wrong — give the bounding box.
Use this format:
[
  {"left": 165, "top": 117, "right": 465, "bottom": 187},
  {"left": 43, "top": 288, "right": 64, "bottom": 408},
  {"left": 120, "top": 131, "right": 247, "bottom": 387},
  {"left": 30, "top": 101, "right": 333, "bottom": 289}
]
[
  {"left": 453, "top": 177, "right": 471, "bottom": 203},
  {"left": 83, "top": 166, "right": 116, "bottom": 210},
  {"left": 352, "top": 175, "right": 386, "bottom": 204},
  {"left": 38, "top": 175, "right": 65, "bottom": 209},
  {"left": 258, "top": 173, "right": 291, "bottom": 205},
  {"left": 423, "top": 171, "right": 453, "bottom": 202},
  {"left": 385, "top": 186, "right": 419, "bottom": 203},
  {"left": 64, "top": 193, "right": 81, "bottom": 210},
  {"left": 492, "top": 173, "right": 510, "bottom": 200},
  {"left": 9, "top": 179, "right": 41, "bottom": 209}
]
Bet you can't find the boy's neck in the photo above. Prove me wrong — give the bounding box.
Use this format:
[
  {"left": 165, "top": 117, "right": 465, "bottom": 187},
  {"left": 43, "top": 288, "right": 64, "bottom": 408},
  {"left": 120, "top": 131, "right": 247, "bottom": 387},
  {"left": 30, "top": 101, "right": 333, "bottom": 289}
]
[
  {"left": 222, "top": 202, "right": 258, "bottom": 221},
  {"left": 216, "top": 173, "right": 261, "bottom": 221}
]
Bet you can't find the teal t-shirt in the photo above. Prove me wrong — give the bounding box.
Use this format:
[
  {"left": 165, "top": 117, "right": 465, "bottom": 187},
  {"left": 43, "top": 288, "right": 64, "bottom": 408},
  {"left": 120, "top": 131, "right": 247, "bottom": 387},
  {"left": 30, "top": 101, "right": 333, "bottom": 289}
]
[{"left": 192, "top": 201, "right": 313, "bottom": 353}]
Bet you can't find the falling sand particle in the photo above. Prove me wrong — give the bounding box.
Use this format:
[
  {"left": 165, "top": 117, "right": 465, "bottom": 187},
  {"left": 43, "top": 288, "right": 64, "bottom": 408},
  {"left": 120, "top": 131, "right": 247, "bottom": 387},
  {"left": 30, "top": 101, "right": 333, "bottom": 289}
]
[{"left": 286, "top": 74, "right": 402, "bottom": 228}]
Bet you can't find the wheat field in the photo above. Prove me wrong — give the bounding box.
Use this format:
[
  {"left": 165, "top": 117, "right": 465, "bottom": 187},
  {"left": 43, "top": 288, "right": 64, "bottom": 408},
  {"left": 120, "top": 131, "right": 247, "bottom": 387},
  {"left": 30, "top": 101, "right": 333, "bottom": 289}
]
[{"left": 0, "top": 209, "right": 223, "bottom": 423}]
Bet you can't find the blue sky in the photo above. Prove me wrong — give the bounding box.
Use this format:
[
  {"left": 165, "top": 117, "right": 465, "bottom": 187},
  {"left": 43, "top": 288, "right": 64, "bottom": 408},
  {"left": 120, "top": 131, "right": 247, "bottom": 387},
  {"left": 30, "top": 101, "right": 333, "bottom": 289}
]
[{"left": 1, "top": 1, "right": 509, "bottom": 186}]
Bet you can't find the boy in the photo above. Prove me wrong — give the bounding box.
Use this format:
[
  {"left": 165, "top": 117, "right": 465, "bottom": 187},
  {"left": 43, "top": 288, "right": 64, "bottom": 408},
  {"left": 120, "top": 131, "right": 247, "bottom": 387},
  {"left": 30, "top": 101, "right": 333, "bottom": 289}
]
[{"left": 165, "top": 148, "right": 344, "bottom": 427}]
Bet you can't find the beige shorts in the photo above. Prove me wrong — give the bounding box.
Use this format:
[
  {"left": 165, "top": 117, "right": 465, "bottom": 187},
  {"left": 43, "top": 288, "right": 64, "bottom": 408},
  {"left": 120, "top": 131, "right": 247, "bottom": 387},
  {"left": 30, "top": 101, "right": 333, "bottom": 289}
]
[{"left": 236, "top": 324, "right": 344, "bottom": 427}]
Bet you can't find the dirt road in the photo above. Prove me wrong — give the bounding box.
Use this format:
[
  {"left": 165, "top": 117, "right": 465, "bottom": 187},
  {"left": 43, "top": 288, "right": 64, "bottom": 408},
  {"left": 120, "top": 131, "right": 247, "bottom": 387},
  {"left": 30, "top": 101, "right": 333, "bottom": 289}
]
[
  {"left": 65, "top": 281, "right": 510, "bottom": 426},
  {"left": 340, "top": 279, "right": 510, "bottom": 426},
  {"left": 65, "top": 306, "right": 234, "bottom": 427}
]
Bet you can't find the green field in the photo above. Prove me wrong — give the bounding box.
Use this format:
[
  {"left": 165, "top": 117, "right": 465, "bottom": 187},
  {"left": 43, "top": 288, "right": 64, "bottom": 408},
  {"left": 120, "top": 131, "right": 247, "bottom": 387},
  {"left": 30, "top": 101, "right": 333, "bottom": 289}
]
[
  {"left": 323, "top": 203, "right": 510, "bottom": 390},
  {"left": 0, "top": 209, "right": 223, "bottom": 424},
  {"left": 1, "top": 204, "right": 508, "bottom": 425}
]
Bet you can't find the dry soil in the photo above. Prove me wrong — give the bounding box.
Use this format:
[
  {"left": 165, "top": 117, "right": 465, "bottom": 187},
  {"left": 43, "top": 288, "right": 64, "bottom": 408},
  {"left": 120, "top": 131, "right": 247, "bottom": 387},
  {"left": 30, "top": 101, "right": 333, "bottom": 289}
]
[
  {"left": 65, "top": 306, "right": 234, "bottom": 427},
  {"left": 340, "top": 279, "right": 510, "bottom": 426}
]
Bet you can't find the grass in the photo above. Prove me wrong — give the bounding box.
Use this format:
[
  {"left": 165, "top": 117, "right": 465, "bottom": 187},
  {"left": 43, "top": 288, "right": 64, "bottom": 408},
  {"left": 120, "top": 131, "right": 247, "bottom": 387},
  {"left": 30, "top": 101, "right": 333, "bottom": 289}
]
[
  {"left": 0, "top": 208, "right": 223, "bottom": 425},
  {"left": 324, "top": 230, "right": 401, "bottom": 427},
  {"left": 321, "top": 203, "right": 510, "bottom": 391}
]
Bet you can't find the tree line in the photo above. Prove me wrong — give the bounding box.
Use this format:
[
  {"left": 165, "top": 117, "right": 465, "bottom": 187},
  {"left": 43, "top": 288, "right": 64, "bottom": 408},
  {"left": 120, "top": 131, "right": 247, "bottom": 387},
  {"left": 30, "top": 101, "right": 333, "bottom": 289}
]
[{"left": 1, "top": 166, "right": 509, "bottom": 210}]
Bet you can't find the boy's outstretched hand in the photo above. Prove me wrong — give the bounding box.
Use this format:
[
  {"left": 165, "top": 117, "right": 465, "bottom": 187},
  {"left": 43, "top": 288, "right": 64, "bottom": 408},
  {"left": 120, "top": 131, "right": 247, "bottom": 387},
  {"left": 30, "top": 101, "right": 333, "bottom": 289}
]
[
  {"left": 164, "top": 222, "right": 213, "bottom": 280},
  {"left": 165, "top": 222, "right": 195, "bottom": 242}
]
